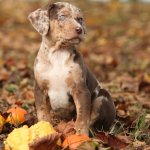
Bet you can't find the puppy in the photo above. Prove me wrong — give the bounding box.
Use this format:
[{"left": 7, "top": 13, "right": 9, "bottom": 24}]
[{"left": 28, "top": 2, "right": 116, "bottom": 135}]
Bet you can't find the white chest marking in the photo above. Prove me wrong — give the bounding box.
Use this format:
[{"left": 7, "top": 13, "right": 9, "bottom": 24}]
[
  {"left": 48, "top": 51, "right": 70, "bottom": 109},
  {"left": 35, "top": 50, "right": 75, "bottom": 110}
]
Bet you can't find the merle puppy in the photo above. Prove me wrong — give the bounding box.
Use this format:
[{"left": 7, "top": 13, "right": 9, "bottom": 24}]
[{"left": 28, "top": 2, "right": 116, "bottom": 135}]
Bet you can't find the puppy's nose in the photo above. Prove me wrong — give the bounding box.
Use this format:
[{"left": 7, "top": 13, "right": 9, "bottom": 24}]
[{"left": 76, "top": 27, "right": 82, "bottom": 34}]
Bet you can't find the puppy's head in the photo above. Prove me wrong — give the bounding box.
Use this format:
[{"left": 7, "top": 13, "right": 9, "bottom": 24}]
[{"left": 28, "top": 2, "right": 86, "bottom": 45}]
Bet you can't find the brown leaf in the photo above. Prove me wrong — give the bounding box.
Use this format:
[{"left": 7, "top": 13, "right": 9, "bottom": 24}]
[
  {"left": 29, "top": 133, "right": 61, "bottom": 150},
  {"left": 55, "top": 120, "right": 75, "bottom": 139},
  {"left": 1, "top": 112, "right": 10, "bottom": 120},
  {"left": 117, "top": 109, "right": 127, "bottom": 118},
  {"left": 135, "top": 95, "right": 150, "bottom": 109},
  {"left": 16, "top": 60, "right": 27, "bottom": 70},
  {"left": 96, "top": 132, "right": 108, "bottom": 144},
  {"left": 116, "top": 135, "right": 132, "bottom": 144},
  {"left": 139, "top": 81, "right": 150, "bottom": 93},
  {"left": 23, "top": 113, "right": 38, "bottom": 127},
  {"left": 133, "top": 140, "right": 146, "bottom": 148},
  {"left": 139, "top": 73, "right": 150, "bottom": 93},
  {"left": 108, "top": 135, "right": 129, "bottom": 149},
  {"left": 5, "top": 95, "right": 19, "bottom": 105},
  {"left": 22, "top": 90, "right": 34, "bottom": 101},
  {"left": 120, "top": 79, "right": 139, "bottom": 92},
  {"left": 5, "top": 58, "right": 16, "bottom": 68},
  {"left": 0, "top": 68, "right": 10, "bottom": 81},
  {"left": 96, "top": 132, "right": 130, "bottom": 149}
]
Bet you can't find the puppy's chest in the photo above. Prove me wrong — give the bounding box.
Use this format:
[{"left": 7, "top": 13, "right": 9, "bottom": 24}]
[
  {"left": 47, "top": 52, "right": 71, "bottom": 88},
  {"left": 34, "top": 51, "right": 79, "bottom": 109},
  {"left": 35, "top": 51, "right": 73, "bottom": 87}
]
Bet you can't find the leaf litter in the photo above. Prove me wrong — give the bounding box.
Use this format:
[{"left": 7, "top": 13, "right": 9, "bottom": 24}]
[{"left": 0, "top": 0, "right": 150, "bottom": 149}]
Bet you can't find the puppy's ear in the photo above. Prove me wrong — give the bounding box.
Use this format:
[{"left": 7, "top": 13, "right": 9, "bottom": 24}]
[{"left": 28, "top": 8, "right": 49, "bottom": 36}]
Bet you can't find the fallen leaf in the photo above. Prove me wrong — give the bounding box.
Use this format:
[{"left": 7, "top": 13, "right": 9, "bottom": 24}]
[
  {"left": 139, "top": 73, "right": 150, "bottom": 93},
  {"left": 95, "top": 131, "right": 108, "bottom": 144},
  {"left": 56, "top": 120, "right": 75, "bottom": 139},
  {"left": 108, "top": 134, "right": 129, "bottom": 149},
  {"left": 96, "top": 132, "right": 130, "bottom": 149},
  {"left": 120, "top": 79, "right": 139, "bottom": 92},
  {"left": 117, "top": 109, "right": 127, "bottom": 118},
  {"left": 5, "top": 95, "right": 20, "bottom": 105},
  {"left": 21, "top": 89, "right": 34, "bottom": 102},
  {"left": 0, "top": 69, "right": 10, "bottom": 81},
  {"left": 5, "top": 58, "right": 16, "bottom": 69},
  {"left": 29, "top": 133, "right": 61, "bottom": 150},
  {"left": 135, "top": 95, "right": 150, "bottom": 109},
  {"left": 62, "top": 134, "right": 91, "bottom": 150},
  {"left": 24, "top": 113, "right": 38, "bottom": 127},
  {"left": 133, "top": 140, "right": 146, "bottom": 148},
  {"left": 0, "top": 114, "right": 5, "bottom": 133},
  {"left": 116, "top": 135, "right": 132, "bottom": 144},
  {"left": 6, "top": 106, "right": 27, "bottom": 126},
  {"left": 4, "top": 121, "right": 60, "bottom": 150},
  {"left": 16, "top": 60, "right": 27, "bottom": 70}
]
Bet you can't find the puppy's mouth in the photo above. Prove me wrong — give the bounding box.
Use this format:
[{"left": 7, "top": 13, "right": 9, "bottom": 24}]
[
  {"left": 67, "top": 37, "right": 82, "bottom": 44},
  {"left": 58, "top": 36, "right": 83, "bottom": 46}
]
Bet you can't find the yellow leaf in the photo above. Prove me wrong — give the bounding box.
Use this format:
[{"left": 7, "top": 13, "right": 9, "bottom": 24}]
[{"left": 4, "top": 121, "right": 61, "bottom": 150}]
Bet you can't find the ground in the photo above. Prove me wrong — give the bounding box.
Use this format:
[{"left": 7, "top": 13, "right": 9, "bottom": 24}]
[{"left": 0, "top": 0, "right": 150, "bottom": 149}]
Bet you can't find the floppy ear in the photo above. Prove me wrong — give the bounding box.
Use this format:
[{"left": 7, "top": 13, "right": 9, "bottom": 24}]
[{"left": 28, "top": 8, "right": 49, "bottom": 36}]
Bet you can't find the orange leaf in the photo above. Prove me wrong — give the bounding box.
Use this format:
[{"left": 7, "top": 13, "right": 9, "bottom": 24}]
[
  {"left": 62, "top": 134, "right": 91, "bottom": 150},
  {"left": 6, "top": 107, "right": 27, "bottom": 126}
]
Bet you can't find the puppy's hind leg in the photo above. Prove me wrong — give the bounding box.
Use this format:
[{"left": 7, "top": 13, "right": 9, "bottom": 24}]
[
  {"left": 90, "top": 89, "right": 116, "bottom": 131},
  {"left": 34, "top": 82, "right": 51, "bottom": 122}
]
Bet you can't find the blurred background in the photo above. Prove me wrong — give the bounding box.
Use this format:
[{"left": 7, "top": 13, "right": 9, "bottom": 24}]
[{"left": 0, "top": 0, "right": 150, "bottom": 147}]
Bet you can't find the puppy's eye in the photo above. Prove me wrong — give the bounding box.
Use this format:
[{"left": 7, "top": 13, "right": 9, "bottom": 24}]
[
  {"left": 77, "top": 17, "right": 83, "bottom": 24},
  {"left": 59, "top": 15, "right": 66, "bottom": 21}
]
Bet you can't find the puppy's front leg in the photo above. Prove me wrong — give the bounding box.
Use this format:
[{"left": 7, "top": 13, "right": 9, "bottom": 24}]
[
  {"left": 34, "top": 82, "right": 51, "bottom": 122},
  {"left": 71, "top": 84, "right": 91, "bottom": 135}
]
